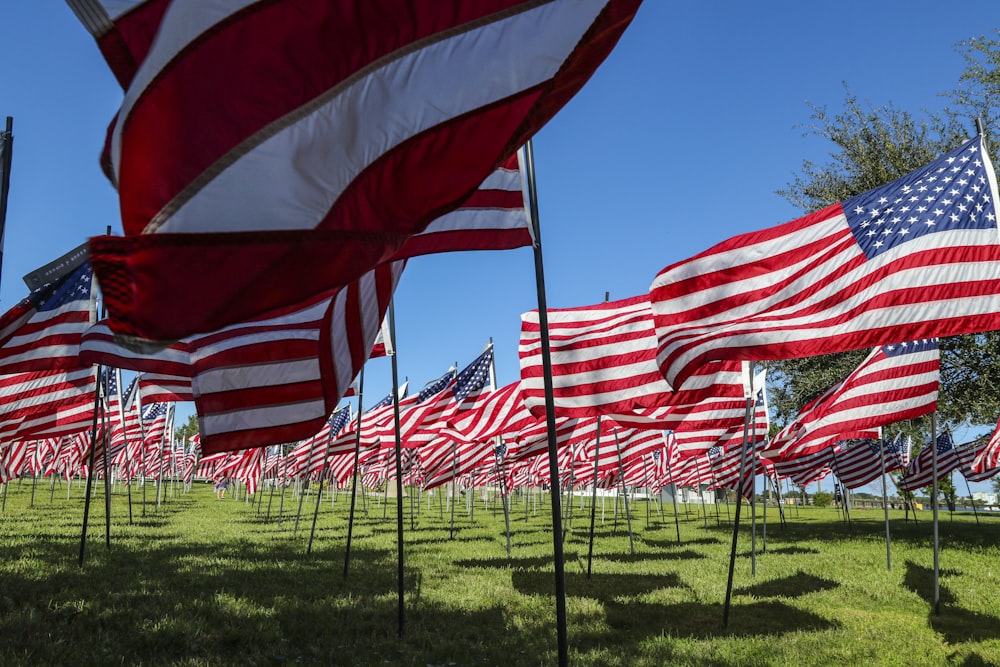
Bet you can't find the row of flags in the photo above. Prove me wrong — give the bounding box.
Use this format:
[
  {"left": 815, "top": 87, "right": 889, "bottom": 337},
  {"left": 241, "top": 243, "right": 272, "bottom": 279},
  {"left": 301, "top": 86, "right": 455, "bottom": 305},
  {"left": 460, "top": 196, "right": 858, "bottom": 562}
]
[{"left": 5, "top": 2, "right": 1000, "bottom": 502}]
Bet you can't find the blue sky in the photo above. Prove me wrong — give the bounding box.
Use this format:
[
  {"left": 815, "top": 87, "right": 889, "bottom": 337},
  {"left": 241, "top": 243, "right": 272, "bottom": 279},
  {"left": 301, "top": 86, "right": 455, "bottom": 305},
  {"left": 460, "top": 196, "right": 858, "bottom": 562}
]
[{"left": 3, "top": 3, "right": 999, "bottom": 494}]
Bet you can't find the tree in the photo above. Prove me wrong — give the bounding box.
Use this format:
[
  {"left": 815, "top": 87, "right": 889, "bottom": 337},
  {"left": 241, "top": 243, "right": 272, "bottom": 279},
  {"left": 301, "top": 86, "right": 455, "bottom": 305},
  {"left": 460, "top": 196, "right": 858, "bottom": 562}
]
[
  {"left": 173, "top": 413, "right": 199, "bottom": 448},
  {"left": 929, "top": 475, "right": 957, "bottom": 512},
  {"left": 768, "top": 30, "right": 1000, "bottom": 438}
]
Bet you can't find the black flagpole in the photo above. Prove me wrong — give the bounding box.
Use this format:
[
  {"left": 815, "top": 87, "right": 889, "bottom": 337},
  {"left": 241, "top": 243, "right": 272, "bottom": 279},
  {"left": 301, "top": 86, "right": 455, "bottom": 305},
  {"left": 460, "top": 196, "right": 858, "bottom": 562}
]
[
  {"left": 388, "top": 300, "right": 406, "bottom": 639},
  {"left": 878, "top": 434, "right": 892, "bottom": 571},
  {"left": 344, "top": 368, "right": 366, "bottom": 578},
  {"left": 931, "top": 414, "right": 940, "bottom": 616},
  {"left": 723, "top": 368, "right": 755, "bottom": 628},
  {"left": 307, "top": 417, "right": 337, "bottom": 554},
  {"left": 0, "top": 116, "right": 13, "bottom": 287},
  {"left": 586, "top": 415, "right": 603, "bottom": 578},
  {"left": 523, "top": 139, "right": 569, "bottom": 667},
  {"left": 78, "top": 365, "right": 103, "bottom": 567}
]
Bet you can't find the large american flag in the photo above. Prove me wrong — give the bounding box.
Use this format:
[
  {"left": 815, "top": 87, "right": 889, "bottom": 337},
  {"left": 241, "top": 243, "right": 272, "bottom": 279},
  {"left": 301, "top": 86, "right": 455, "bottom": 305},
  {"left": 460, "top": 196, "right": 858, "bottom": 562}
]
[
  {"left": 0, "top": 261, "right": 94, "bottom": 373},
  {"left": 82, "top": 260, "right": 404, "bottom": 454},
  {"left": 519, "top": 293, "right": 747, "bottom": 419},
  {"left": 650, "top": 136, "right": 1000, "bottom": 389},
  {"left": 762, "top": 339, "right": 938, "bottom": 461},
  {"left": 899, "top": 431, "right": 961, "bottom": 492},
  {"left": 0, "top": 367, "right": 96, "bottom": 442},
  {"left": 69, "top": 0, "right": 641, "bottom": 341}
]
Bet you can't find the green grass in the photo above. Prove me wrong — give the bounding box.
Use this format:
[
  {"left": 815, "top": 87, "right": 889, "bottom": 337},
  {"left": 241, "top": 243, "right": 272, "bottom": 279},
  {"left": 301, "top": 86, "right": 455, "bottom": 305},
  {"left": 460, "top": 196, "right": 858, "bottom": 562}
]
[{"left": 0, "top": 478, "right": 998, "bottom": 666}]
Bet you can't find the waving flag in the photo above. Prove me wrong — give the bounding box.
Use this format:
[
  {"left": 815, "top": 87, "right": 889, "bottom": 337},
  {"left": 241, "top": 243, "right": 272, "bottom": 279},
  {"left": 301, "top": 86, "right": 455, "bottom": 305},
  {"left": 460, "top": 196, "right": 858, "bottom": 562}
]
[
  {"left": 762, "top": 339, "right": 938, "bottom": 461},
  {"left": 519, "top": 293, "right": 747, "bottom": 418},
  {"left": 899, "top": 431, "right": 960, "bottom": 492},
  {"left": 971, "top": 416, "right": 1000, "bottom": 475},
  {"left": 650, "top": 136, "right": 1000, "bottom": 388},
  {"left": 834, "top": 434, "right": 909, "bottom": 489},
  {"left": 70, "top": 0, "right": 642, "bottom": 340},
  {"left": 0, "top": 261, "right": 94, "bottom": 373},
  {"left": 958, "top": 435, "right": 1000, "bottom": 481}
]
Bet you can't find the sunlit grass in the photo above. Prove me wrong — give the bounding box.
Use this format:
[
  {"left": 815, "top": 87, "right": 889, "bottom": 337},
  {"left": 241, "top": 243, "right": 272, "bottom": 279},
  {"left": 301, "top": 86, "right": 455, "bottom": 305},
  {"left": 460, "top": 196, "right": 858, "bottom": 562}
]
[{"left": 0, "top": 478, "right": 998, "bottom": 665}]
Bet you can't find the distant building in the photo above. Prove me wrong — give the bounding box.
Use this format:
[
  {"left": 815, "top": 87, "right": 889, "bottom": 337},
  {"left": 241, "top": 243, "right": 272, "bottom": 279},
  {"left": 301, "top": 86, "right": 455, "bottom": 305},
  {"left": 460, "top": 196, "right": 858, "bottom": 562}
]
[{"left": 972, "top": 491, "right": 998, "bottom": 505}]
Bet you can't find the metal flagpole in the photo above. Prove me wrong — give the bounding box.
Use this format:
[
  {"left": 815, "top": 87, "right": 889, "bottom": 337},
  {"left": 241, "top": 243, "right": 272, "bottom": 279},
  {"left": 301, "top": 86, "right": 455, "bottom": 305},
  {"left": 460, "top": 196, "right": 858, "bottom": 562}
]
[
  {"left": 586, "top": 415, "right": 604, "bottom": 578},
  {"left": 308, "top": 413, "right": 339, "bottom": 554},
  {"left": 78, "top": 365, "right": 103, "bottom": 567},
  {"left": 345, "top": 370, "right": 366, "bottom": 578},
  {"left": 723, "top": 370, "right": 756, "bottom": 628},
  {"left": 931, "top": 414, "right": 941, "bottom": 616},
  {"left": 962, "top": 470, "right": 980, "bottom": 526},
  {"left": 612, "top": 429, "right": 635, "bottom": 555},
  {"left": 0, "top": 117, "right": 13, "bottom": 285},
  {"left": 666, "top": 454, "right": 681, "bottom": 544},
  {"left": 449, "top": 445, "right": 458, "bottom": 540},
  {"left": 387, "top": 300, "right": 406, "bottom": 639},
  {"left": 523, "top": 139, "right": 569, "bottom": 667},
  {"left": 879, "top": 435, "right": 892, "bottom": 571},
  {"left": 294, "top": 434, "right": 319, "bottom": 536},
  {"left": 830, "top": 449, "right": 851, "bottom": 528},
  {"left": 101, "top": 393, "right": 112, "bottom": 548}
]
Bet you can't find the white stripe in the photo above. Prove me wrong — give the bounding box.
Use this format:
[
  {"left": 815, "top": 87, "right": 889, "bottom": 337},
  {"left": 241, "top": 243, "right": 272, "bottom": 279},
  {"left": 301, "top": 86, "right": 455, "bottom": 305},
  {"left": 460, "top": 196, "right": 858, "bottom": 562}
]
[
  {"left": 119, "top": 0, "right": 607, "bottom": 232},
  {"left": 195, "top": 358, "right": 320, "bottom": 394},
  {"left": 200, "top": 398, "right": 328, "bottom": 437}
]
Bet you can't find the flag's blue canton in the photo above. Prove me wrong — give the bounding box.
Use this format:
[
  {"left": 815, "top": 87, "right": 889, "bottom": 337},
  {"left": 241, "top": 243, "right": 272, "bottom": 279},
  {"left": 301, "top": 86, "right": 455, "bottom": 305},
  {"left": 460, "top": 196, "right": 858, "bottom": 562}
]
[
  {"left": 881, "top": 338, "right": 939, "bottom": 357},
  {"left": 418, "top": 369, "right": 455, "bottom": 402},
  {"left": 707, "top": 445, "right": 721, "bottom": 457},
  {"left": 494, "top": 441, "right": 507, "bottom": 459},
  {"left": 652, "top": 449, "right": 661, "bottom": 462},
  {"left": 755, "top": 387, "right": 765, "bottom": 406},
  {"left": 143, "top": 402, "right": 167, "bottom": 420},
  {"left": 887, "top": 434, "right": 909, "bottom": 455},
  {"left": 868, "top": 439, "right": 882, "bottom": 455},
  {"left": 935, "top": 431, "right": 954, "bottom": 455},
  {"left": 844, "top": 138, "right": 997, "bottom": 260},
  {"left": 28, "top": 263, "right": 92, "bottom": 311},
  {"left": 122, "top": 376, "right": 139, "bottom": 407},
  {"left": 371, "top": 391, "right": 395, "bottom": 410},
  {"left": 103, "top": 368, "right": 118, "bottom": 396},
  {"left": 329, "top": 407, "right": 351, "bottom": 434},
  {"left": 453, "top": 346, "right": 494, "bottom": 401}
]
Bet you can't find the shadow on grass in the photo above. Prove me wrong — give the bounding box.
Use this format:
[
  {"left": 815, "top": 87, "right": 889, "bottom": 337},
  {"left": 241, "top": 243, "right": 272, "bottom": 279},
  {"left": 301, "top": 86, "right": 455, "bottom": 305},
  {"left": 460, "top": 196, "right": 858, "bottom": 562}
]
[
  {"left": 734, "top": 570, "right": 839, "bottom": 599},
  {"left": 513, "top": 571, "right": 685, "bottom": 598},
  {"left": 902, "top": 561, "right": 1000, "bottom": 644},
  {"left": 600, "top": 599, "right": 836, "bottom": 638},
  {"left": 764, "top": 545, "right": 821, "bottom": 556},
  {"left": 638, "top": 536, "right": 722, "bottom": 549},
  {"left": 454, "top": 551, "right": 581, "bottom": 571},
  {"left": 595, "top": 549, "right": 706, "bottom": 564}
]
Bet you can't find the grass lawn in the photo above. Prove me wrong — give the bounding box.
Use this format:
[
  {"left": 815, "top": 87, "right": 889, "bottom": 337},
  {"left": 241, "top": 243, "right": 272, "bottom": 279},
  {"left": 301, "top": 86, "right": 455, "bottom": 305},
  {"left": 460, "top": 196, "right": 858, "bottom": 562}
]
[{"left": 0, "top": 478, "right": 998, "bottom": 666}]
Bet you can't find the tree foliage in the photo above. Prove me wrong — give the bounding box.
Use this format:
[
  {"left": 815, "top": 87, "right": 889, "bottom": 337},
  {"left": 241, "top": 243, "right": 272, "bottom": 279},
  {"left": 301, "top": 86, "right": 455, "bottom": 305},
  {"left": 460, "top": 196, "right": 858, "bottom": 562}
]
[
  {"left": 173, "top": 413, "right": 199, "bottom": 447},
  {"left": 767, "top": 30, "right": 1000, "bottom": 445}
]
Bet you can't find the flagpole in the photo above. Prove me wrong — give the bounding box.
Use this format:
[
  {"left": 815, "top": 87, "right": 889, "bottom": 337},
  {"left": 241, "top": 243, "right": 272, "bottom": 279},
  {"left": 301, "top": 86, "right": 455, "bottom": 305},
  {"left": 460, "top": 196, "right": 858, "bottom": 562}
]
[
  {"left": 307, "top": 417, "right": 337, "bottom": 554},
  {"left": 879, "top": 437, "right": 892, "bottom": 571},
  {"left": 522, "top": 139, "right": 568, "bottom": 667},
  {"left": 101, "top": 395, "right": 112, "bottom": 548},
  {"left": 344, "top": 369, "right": 366, "bottom": 578},
  {"left": 78, "top": 364, "right": 103, "bottom": 567},
  {"left": 961, "top": 470, "right": 980, "bottom": 526},
  {"left": 294, "top": 435, "right": 319, "bottom": 536},
  {"left": 586, "top": 416, "right": 603, "bottom": 578},
  {"left": 723, "top": 373, "right": 755, "bottom": 628},
  {"left": 611, "top": 429, "right": 634, "bottom": 555},
  {"left": 931, "top": 413, "right": 940, "bottom": 616},
  {"left": 387, "top": 299, "right": 406, "bottom": 639},
  {"left": 666, "top": 453, "right": 681, "bottom": 544},
  {"left": 0, "top": 116, "right": 13, "bottom": 286}
]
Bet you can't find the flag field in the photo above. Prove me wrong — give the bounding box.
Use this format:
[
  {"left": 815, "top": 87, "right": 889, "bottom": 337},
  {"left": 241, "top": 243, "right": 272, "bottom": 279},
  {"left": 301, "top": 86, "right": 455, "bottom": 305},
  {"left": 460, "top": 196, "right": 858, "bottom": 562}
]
[{"left": 0, "top": 482, "right": 997, "bottom": 665}]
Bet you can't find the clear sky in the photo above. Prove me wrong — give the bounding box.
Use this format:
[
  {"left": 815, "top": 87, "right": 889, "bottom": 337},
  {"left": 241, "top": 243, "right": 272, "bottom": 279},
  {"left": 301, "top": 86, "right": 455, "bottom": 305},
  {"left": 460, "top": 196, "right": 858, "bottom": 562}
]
[{"left": 3, "top": 3, "right": 999, "bottom": 495}]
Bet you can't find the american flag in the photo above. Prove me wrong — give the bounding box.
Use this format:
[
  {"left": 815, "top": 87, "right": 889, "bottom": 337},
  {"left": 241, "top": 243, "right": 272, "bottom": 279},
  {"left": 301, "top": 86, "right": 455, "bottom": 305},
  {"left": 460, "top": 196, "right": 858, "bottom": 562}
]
[
  {"left": 419, "top": 441, "right": 496, "bottom": 491},
  {"left": 762, "top": 339, "right": 937, "bottom": 461},
  {"left": 970, "top": 415, "right": 1000, "bottom": 476},
  {"left": 396, "top": 345, "right": 495, "bottom": 447},
  {"left": 707, "top": 441, "right": 757, "bottom": 501},
  {"left": 650, "top": 136, "right": 1000, "bottom": 389},
  {"left": 956, "top": 436, "right": 1000, "bottom": 482},
  {"left": 0, "top": 260, "right": 94, "bottom": 373},
  {"left": 0, "top": 367, "right": 96, "bottom": 442},
  {"left": 69, "top": 0, "right": 640, "bottom": 341},
  {"left": 771, "top": 447, "right": 837, "bottom": 488},
  {"left": 519, "top": 293, "right": 747, "bottom": 418},
  {"left": 139, "top": 373, "right": 193, "bottom": 403},
  {"left": 833, "top": 434, "right": 909, "bottom": 489},
  {"left": 439, "top": 381, "right": 537, "bottom": 445},
  {"left": 82, "top": 260, "right": 404, "bottom": 454},
  {"left": 899, "top": 431, "right": 961, "bottom": 492}
]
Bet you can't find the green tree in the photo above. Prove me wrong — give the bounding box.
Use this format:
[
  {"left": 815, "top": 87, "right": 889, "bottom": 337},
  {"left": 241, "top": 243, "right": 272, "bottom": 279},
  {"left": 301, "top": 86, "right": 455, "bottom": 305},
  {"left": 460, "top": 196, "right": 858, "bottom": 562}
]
[
  {"left": 767, "top": 30, "right": 1000, "bottom": 437},
  {"left": 173, "top": 413, "right": 199, "bottom": 448}
]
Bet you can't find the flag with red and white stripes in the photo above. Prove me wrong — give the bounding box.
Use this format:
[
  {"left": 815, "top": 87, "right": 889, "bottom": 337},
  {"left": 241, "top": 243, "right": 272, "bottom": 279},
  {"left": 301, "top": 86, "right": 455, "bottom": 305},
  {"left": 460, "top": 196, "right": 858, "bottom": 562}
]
[
  {"left": 69, "top": 0, "right": 641, "bottom": 341},
  {"left": 0, "top": 260, "right": 94, "bottom": 373},
  {"left": 519, "top": 294, "right": 747, "bottom": 419},
  {"left": 898, "top": 432, "right": 960, "bottom": 492},
  {"left": 971, "top": 416, "right": 1000, "bottom": 476},
  {"left": 650, "top": 137, "right": 1000, "bottom": 389},
  {"left": 762, "top": 340, "right": 937, "bottom": 461},
  {"left": 833, "top": 435, "right": 909, "bottom": 489},
  {"left": 957, "top": 436, "right": 1000, "bottom": 482}
]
